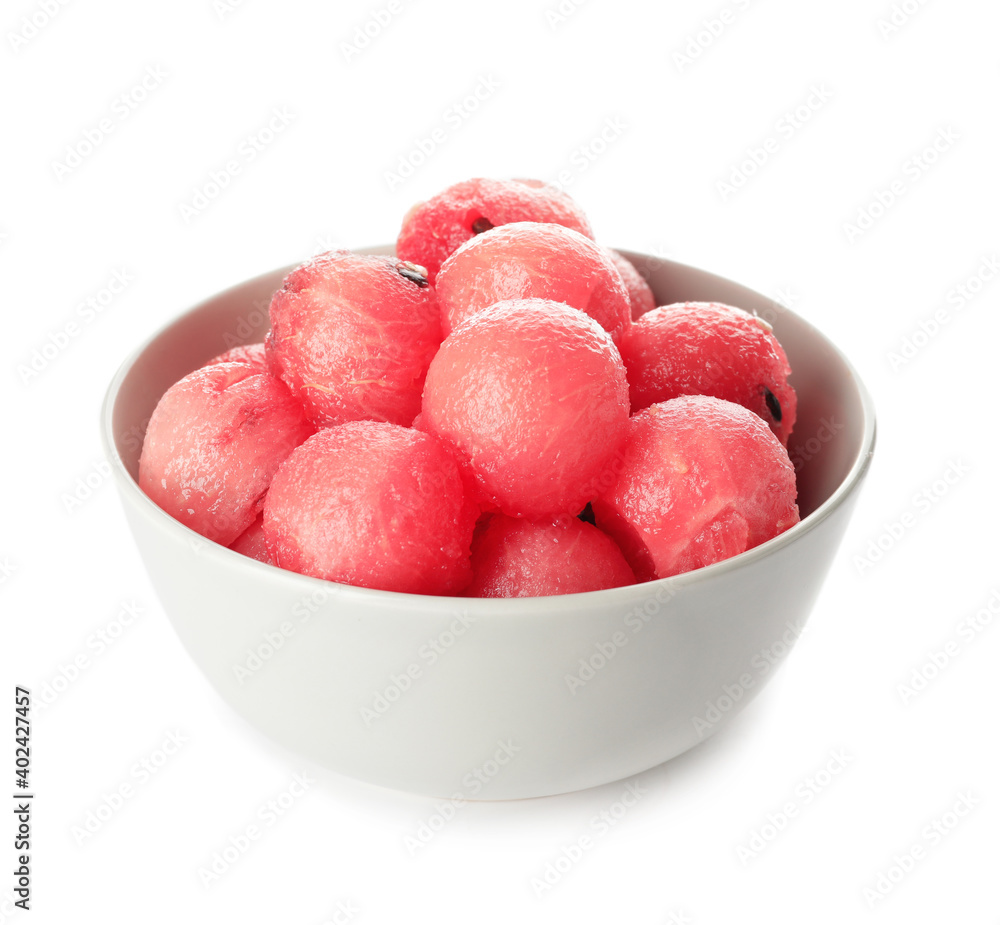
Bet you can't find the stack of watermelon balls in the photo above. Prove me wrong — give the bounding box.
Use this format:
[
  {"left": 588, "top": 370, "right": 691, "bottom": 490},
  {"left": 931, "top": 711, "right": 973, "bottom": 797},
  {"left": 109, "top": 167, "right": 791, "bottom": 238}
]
[{"left": 139, "top": 178, "right": 800, "bottom": 598}]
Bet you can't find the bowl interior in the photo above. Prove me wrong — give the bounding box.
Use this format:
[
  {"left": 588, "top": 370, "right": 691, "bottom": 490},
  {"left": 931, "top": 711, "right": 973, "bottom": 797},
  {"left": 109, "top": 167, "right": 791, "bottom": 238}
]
[
  {"left": 108, "top": 249, "right": 872, "bottom": 525},
  {"left": 622, "top": 251, "right": 868, "bottom": 519}
]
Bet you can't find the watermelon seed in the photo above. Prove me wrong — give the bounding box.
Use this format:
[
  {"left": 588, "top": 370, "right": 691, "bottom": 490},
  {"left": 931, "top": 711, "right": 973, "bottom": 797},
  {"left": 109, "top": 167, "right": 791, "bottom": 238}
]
[
  {"left": 397, "top": 261, "right": 429, "bottom": 288},
  {"left": 471, "top": 217, "right": 494, "bottom": 234},
  {"left": 762, "top": 387, "right": 782, "bottom": 422}
]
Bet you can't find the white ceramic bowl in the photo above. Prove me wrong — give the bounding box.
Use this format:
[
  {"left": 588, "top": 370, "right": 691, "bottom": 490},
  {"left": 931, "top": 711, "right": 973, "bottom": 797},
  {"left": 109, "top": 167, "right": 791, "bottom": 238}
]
[{"left": 101, "top": 248, "right": 876, "bottom": 800}]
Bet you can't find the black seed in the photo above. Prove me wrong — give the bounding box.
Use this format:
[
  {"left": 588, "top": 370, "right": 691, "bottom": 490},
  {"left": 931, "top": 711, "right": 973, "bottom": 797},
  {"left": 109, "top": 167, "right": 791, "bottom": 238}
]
[
  {"left": 578, "top": 502, "right": 596, "bottom": 526},
  {"left": 397, "top": 261, "right": 428, "bottom": 288},
  {"left": 471, "top": 217, "right": 494, "bottom": 235},
  {"left": 762, "top": 386, "right": 782, "bottom": 422}
]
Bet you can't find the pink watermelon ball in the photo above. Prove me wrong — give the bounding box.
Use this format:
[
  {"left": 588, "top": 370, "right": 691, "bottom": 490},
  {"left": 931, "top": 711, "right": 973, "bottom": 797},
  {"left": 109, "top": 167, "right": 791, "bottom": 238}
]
[
  {"left": 397, "top": 178, "right": 594, "bottom": 284},
  {"left": 420, "top": 298, "right": 630, "bottom": 519},
  {"left": 592, "top": 395, "right": 799, "bottom": 581},
  {"left": 229, "top": 514, "right": 271, "bottom": 563},
  {"left": 466, "top": 513, "right": 635, "bottom": 598},
  {"left": 139, "top": 361, "right": 314, "bottom": 546},
  {"left": 436, "top": 222, "right": 632, "bottom": 346},
  {"left": 621, "top": 301, "right": 797, "bottom": 445},
  {"left": 263, "top": 422, "right": 478, "bottom": 595},
  {"left": 265, "top": 251, "right": 441, "bottom": 428},
  {"left": 209, "top": 342, "right": 268, "bottom": 373},
  {"left": 607, "top": 249, "right": 656, "bottom": 320}
]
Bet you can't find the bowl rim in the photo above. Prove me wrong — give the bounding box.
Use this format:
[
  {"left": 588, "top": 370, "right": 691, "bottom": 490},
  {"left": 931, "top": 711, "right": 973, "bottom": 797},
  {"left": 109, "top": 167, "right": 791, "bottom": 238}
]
[{"left": 100, "top": 251, "right": 877, "bottom": 614}]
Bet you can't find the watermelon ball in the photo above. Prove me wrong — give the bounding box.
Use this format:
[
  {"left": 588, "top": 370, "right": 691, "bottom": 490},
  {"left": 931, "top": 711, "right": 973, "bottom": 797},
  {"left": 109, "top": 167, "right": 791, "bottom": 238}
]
[
  {"left": 592, "top": 395, "right": 800, "bottom": 581},
  {"left": 436, "top": 222, "right": 632, "bottom": 346},
  {"left": 397, "top": 178, "right": 594, "bottom": 284},
  {"left": 229, "top": 514, "right": 270, "bottom": 563},
  {"left": 421, "top": 298, "right": 630, "bottom": 519},
  {"left": 265, "top": 251, "right": 441, "bottom": 429},
  {"left": 466, "top": 513, "right": 635, "bottom": 598},
  {"left": 607, "top": 249, "right": 657, "bottom": 321},
  {"left": 621, "top": 301, "right": 797, "bottom": 445},
  {"left": 209, "top": 342, "right": 269, "bottom": 373},
  {"left": 263, "top": 422, "right": 478, "bottom": 595},
  {"left": 139, "top": 361, "right": 314, "bottom": 546}
]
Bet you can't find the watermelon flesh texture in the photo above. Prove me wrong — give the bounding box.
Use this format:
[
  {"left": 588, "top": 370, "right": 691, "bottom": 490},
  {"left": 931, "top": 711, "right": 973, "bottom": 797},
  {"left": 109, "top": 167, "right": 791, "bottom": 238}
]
[
  {"left": 397, "top": 177, "right": 594, "bottom": 284},
  {"left": 138, "top": 173, "right": 806, "bottom": 596},
  {"left": 209, "top": 342, "right": 269, "bottom": 374},
  {"left": 621, "top": 301, "right": 797, "bottom": 445},
  {"left": 138, "top": 360, "right": 314, "bottom": 546},
  {"left": 593, "top": 395, "right": 800, "bottom": 580},
  {"left": 436, "top": 221, "right": 631, "bottom": 346},
  {"left": 466, "top": 513, "right": 636, "bottom": 598},
  {"left": 265, "top": 251, "right": 441, "bottom": 429},
  {"left": 229, "top": 513, "right": 271, "bottom": 563},
  {"left": 607, "top": 248, "right": 657, "bottom": 321},
  {"left": 420, "top": 298, "right": 630, "bottom": 520},
  {"left": 263, "top": 422, "right": 478, "bottom": 595}
]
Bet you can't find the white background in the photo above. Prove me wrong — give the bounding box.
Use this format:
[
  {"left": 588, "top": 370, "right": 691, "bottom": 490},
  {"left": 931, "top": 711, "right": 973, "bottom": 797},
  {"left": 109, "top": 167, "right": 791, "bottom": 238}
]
[{"left": 2, "top": 0, "right": 998, "bottom": 921}]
